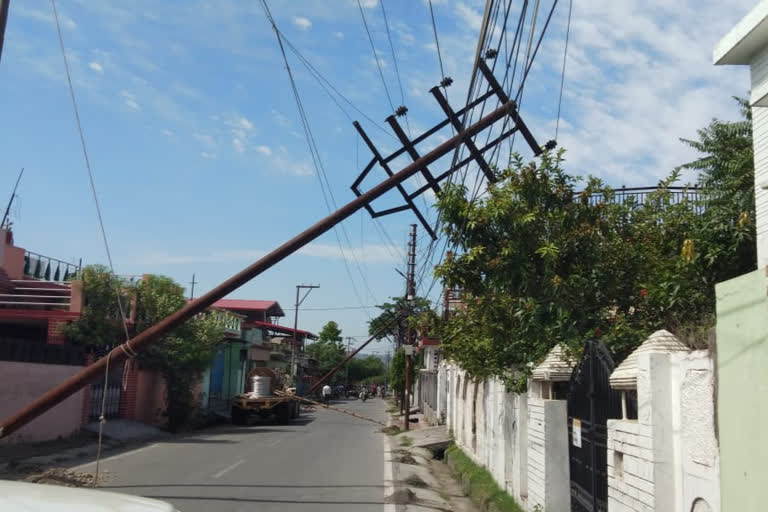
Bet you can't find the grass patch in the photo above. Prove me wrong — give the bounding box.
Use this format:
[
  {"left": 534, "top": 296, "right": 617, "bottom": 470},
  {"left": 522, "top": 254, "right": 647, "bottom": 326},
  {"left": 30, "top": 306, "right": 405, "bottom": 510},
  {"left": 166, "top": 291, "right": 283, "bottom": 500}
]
[
  {"left": 380, "top": 425, "right": 402, "bottom": 436},
  {"left": 445, "top": 444, "right": 524, "bottom": 512},
  {"left": 399, "top": 436, "right": 413, "bottom": 447}
]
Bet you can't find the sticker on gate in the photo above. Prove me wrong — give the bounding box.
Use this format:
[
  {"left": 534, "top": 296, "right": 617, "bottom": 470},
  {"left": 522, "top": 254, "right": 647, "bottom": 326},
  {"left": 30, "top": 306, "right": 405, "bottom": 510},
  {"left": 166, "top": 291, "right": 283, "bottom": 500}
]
[{"left": 572, "top": 418, "right": 582, "bottom": 447}]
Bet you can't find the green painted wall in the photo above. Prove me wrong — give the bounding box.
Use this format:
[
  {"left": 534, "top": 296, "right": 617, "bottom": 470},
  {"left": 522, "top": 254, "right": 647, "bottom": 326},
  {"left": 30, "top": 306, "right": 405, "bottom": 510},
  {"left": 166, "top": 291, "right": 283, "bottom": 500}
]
[{"left": 716, "top": 267, "right": 768, "bottom": 511}]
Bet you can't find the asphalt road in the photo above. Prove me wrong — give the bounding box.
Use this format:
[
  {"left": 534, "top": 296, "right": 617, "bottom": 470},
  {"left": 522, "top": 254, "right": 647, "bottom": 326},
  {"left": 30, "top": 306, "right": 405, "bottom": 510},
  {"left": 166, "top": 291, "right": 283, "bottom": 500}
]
[{"left": 73, "top": 398, "right": 390, "bottom": 512}]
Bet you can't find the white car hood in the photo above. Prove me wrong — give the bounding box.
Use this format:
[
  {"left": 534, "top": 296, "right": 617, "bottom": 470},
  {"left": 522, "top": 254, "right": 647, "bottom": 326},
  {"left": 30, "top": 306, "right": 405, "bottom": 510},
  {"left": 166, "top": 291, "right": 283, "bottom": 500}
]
[{"left": 0, "top": 480, "right": 177, "bottom": 512}]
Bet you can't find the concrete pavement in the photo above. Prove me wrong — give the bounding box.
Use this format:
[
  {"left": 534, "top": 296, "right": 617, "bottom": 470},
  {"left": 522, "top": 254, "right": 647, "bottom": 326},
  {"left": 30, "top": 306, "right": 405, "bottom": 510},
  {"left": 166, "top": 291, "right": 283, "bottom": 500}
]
[{"left": 71, "top": 398, "right": 391, "bottom": 512}]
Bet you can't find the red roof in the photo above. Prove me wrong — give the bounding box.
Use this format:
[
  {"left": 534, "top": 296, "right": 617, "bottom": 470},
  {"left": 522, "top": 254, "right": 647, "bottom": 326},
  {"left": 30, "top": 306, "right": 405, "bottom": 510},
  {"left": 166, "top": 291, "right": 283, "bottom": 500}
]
[
  {"left": 420, "top": 336, "right": 440, "bottom": 347},
  {"left": 212, "top": 299, "right": 285, "bottom": 316},
  {"left": 245, "top": 320, "right": 318, "bottom": 340}
]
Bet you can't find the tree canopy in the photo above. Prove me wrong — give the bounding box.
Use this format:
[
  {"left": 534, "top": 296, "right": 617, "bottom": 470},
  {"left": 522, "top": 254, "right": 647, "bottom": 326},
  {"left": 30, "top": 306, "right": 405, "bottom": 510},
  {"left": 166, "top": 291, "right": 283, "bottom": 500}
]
[
  {"left": 368, "top": 296, "right": 435, "bottom": 342},
  {"left": 306, "top": 320, "right": 345, "bottom": 373},
  {"left": 433, "top": 99, "right": 756, "bottom": 387}
]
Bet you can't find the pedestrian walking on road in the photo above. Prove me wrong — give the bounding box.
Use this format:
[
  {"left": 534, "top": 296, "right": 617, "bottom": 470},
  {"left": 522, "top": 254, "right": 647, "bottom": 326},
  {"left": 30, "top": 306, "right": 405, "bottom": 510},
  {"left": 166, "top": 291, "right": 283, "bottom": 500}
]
[{"left": 322, "top": 384, "right": 332, "bottom": 406}]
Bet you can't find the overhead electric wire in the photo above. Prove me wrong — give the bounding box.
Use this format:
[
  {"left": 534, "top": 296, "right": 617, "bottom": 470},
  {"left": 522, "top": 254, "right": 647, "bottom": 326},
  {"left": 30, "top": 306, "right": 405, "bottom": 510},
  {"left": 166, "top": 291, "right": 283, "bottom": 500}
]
[
  {"left": 261, "top": 0, "right": 378, "bottom": 314},
  {"left": 379, "top": 0, "right": 406, "bottom": 108},
  {"left": 555, "top": 0, "right": 573, "bottom": 141},
  {"left": 356, "top": 0, "right": 396, "bottom": 114}
]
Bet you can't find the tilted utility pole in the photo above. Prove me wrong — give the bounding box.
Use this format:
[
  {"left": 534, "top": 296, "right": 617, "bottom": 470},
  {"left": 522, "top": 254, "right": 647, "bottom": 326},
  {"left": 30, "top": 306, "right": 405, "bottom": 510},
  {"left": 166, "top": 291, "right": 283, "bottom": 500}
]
[
  {"left": 291, "top": 284, "right": 319, "bottom": 381},
  {"left": 0, "top": 58, "right": 542, "bottom": 439},
  {"left": 404, "top": 223, "right": 417, "bottom": 431},
  {"left": 0, "top": 0, "right": 10, "bottom": 67},
  {"left": 189, "top": 273, "right": 197, "bottom": 300}
]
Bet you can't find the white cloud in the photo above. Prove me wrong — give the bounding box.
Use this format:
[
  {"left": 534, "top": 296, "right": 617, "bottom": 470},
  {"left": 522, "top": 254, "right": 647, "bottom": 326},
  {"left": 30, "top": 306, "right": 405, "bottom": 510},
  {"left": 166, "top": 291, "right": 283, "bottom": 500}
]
[
  {"left": 14, "top": 5, "right": 77, "bottom": 30},
  {"left": 358, "top": 0, "right": 378, "bottom": 8},
  {"left": 200, "top": 152, "right": 216, "bottom": 159},
  {"left": 298, "top": 243, "right": 399, "bottom": 264},
  {"left": 120, "top": 90, "right": 140, "bottom": 111},
  {"left": 161, "top": 129, "right": 174, "bottom": 137},
  {"left": 238, "top": 117, "right": 254, "bottom": 130},
  {"left": 131, "top": 243, "right": 397, "bottom": 266},
  {"left": 292, "top": 17, "right": 312, "bottom": 30},
  {"left": 455, "top": 3, "right": 483, "bottom": 32},
  {"left": 193, "top": 132, "right": 215, "bottom": 148},
  {"left": 335, "top": 31, "right": 344, "bottom": 39},
  {"left": 255, "top": 145, "right": 272, "bottom": 156},
  {"left": 233, "top": 138, "right": 245, "bottom": 153},
  {"left": 88, "top": 62, "right": 104, "bottom": 73},
  {"left": 272, "top": 110, "right": 291, "bottom": 128}
]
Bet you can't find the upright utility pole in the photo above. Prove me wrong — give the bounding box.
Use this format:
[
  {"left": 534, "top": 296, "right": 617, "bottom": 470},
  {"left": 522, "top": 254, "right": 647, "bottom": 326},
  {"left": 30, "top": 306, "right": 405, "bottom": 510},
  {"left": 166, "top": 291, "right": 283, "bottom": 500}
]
[
  {"left": 189, "top": 273, "right": 198, "bottom": 300},
  {"left": 404, "top": 224, "right": 417, "bottom": 431},
  {"left": 291, "top": 284, "right": 319, "bottom": 380},
  {"left": 345, "top": 337, "right": 353, "bottom": 387}
]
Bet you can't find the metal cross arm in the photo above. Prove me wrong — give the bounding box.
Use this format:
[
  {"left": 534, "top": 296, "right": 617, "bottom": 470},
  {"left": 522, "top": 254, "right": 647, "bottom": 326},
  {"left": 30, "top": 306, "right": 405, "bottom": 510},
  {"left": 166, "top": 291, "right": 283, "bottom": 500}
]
[{"left": 351, "top": 60, "right": 543, "bottom": 240}]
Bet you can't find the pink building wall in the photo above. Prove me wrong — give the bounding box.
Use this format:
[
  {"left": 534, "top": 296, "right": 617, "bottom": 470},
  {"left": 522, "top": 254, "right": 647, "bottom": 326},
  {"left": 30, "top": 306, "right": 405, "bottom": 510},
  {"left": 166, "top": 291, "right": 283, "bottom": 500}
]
[{"left": 0, "top": 361, "right": 85, "bottom": 444}]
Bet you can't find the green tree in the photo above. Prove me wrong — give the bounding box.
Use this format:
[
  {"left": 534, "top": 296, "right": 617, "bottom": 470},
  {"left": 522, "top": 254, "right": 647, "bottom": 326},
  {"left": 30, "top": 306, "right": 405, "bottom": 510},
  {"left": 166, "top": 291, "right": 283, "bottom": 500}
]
[
  {"left": 66, "top": 265, "right": 132, "bottom": 346},
  {"left": 347, "top": 355, "right": 386, "bottom": 383},
  {"left": 434, "top": 140, "right": 756, "bottom": 388},
  {"left": 678, "top": 96, "right": 756, "bottom": 281},
  {"left": 368, "top": 296, "right": 435, "bottom": 341},
  {"left": 306, "top": 321, "right": 345, "bottom": 373},
  {"left": 389, "top": 348, "right": 421, "bottom": 408},
  {"left": 134, "top": 275, "right": 223, "bottom": 432}
]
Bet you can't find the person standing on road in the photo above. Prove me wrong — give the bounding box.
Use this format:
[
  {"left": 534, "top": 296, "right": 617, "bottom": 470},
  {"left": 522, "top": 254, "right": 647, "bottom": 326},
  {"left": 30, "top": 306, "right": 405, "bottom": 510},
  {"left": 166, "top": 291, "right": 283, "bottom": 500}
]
[{"left": 322, "top": 384, "right": 332, "bottom": 406}]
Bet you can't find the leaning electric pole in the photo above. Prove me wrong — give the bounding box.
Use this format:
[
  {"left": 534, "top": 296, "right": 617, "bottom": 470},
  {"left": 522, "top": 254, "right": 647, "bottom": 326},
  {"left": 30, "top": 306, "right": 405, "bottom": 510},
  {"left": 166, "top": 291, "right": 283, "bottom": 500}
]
[
  {"left": 0, "top": 48, "right": 544, "bottom": 440},
  {"left": 403, "top": 224, "right": 417, "bottom": 431}
]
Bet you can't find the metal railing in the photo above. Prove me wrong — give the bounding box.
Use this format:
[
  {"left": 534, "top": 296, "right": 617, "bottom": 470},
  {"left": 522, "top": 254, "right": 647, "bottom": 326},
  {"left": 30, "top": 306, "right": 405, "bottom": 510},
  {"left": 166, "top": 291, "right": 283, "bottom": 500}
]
[
  {"left": 89, "top": 384, "right": 121, "bottom": 420},
  {"left": 0, "top": 338, "right": 84, "bottom": 366},
  {"left": 418, "top": 370, "right": 438, "bottom": 413},
  {"left": 577, "top": 186, "right": 705, "bottom": 213},
  {"left": 23, "top": 251, "right": 81, "bottom": 283}
]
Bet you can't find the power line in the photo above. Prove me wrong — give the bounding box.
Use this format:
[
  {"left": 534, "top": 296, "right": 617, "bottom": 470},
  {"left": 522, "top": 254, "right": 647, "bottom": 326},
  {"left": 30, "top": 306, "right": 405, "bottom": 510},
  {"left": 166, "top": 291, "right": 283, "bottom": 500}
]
[
  {"left": 555, "top": 0, "right": 573, "bottom": 141},
  {"left": 51, "top": 0, "right": 130, "bottom": 344},
  {"left": 380, "top": 0, "right": 406, "bottom": 107},
  {"left": 261, "top": 1, "right": 380, "bottom": 314},
  {"left": 356, "top": 0, "right": 396, "bottom": 113}
]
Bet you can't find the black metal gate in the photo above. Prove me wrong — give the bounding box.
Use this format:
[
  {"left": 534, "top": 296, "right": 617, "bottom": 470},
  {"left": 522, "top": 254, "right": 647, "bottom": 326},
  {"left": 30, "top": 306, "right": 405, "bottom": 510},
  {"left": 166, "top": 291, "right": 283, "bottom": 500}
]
[{"left": 567, "top": 339, "right": 622, "bottom": 512}]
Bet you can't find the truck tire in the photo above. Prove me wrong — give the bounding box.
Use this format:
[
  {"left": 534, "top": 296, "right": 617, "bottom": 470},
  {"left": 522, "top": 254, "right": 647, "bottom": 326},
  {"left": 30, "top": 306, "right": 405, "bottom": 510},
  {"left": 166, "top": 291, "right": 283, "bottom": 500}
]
[
  {"left": 231, "top": 405, "right": 247, "bottom": 425},
  {"left": 276, "top": 403, "right": 291, "bottom": 425}
]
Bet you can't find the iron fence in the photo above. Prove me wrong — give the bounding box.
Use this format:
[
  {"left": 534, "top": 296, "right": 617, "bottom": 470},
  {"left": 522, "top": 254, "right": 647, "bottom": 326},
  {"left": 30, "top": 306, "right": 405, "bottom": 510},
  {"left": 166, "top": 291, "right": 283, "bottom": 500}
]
[
  {"left": 89, "top": 384, "right": 121, "bottom": 421},
  {"left": 23, "top": 251, "right": 81, "bottom": 283},
  {"left": 0, "top": 338, "right": 84, "bottom": 366},
  {"left": 578, "top": 186, "right": 706, "bottom": 214}
]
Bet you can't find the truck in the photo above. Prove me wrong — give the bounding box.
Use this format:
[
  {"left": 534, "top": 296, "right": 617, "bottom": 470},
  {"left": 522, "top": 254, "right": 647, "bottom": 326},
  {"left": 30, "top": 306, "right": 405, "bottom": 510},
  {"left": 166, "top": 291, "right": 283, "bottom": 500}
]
[{"left": 230, "top": 368, "right": 301, "bottom": 425}]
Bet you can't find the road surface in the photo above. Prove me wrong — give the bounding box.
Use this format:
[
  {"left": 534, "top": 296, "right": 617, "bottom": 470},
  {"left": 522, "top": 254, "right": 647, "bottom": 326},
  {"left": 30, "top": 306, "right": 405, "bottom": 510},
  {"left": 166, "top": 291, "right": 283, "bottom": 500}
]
[{"left": 73, "top": 398, "right": 390, "bottom": 512}]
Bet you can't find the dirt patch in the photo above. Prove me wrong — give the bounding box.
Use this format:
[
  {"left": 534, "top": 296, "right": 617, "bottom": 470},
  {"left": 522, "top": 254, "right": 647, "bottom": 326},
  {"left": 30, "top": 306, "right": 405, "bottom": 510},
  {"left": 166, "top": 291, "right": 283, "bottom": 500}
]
[
  {"left": 0, "top": 431, "right": 99, "bottom": 465},
  {"left": 395, "top": 453, "right": 418, "bottom": 465},
  {"left": 380, "top": 425, "right": 402, "bottom": 436},
  {"left": 9, "top": 466, "right": 112, "bottom": 488},
  {"left": 404, "top": 474, "right": 429, "bottom": 488},
  {"left": 385, "top": 488, "right": 416, "bottom": 504}
]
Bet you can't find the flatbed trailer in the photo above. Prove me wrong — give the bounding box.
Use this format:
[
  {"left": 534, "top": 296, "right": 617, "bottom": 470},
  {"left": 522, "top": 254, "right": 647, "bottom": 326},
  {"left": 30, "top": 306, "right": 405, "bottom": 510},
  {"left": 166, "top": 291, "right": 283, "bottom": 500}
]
[{"left": 230, "top": 393, "right": 300, "bottom": 425}]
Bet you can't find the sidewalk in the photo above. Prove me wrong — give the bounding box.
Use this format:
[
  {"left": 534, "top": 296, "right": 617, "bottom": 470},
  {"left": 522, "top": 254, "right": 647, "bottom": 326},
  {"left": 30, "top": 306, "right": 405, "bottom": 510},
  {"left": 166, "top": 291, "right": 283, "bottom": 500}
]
[
  {"left": 0, "top": 420, "right": 169, "bottom": 481},
  {"left": 384, "top": 401, "right": 478, "bottom": 512}
]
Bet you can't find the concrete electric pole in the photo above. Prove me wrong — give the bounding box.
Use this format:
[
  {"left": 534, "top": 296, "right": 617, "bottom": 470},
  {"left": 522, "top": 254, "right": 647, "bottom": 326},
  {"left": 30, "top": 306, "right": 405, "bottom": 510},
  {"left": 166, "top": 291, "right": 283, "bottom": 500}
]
[
  {"left": 291, "top": 284, "right": 319, "bottom": 381},
  {"left": 404, "top": 224, "right": 417, "bottom": 430}
]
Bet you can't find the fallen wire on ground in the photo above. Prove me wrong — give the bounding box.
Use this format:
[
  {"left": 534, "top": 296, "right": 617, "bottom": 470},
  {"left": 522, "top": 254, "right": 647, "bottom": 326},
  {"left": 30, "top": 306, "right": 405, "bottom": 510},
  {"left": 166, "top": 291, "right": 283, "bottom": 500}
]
[{"left": 274, "top": 391, "right": 388, "bottom": 427}]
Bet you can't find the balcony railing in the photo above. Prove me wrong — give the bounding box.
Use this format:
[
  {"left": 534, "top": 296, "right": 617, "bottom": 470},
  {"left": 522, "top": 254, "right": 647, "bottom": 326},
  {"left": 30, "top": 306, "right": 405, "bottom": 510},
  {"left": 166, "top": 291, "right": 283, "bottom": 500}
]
[
  {"left": 23, "top": 251, "right": 81, "bottom": 283},
  {"left": 578, "top": 186, "right": 705, "bottom": 214}
]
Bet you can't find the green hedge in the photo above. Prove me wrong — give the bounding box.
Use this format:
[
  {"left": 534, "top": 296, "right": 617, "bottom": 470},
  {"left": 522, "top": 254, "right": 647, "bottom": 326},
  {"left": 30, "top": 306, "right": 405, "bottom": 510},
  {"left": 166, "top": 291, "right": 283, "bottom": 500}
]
[{"left": 445, "top": 444, "right": 523, "bottom": 512}]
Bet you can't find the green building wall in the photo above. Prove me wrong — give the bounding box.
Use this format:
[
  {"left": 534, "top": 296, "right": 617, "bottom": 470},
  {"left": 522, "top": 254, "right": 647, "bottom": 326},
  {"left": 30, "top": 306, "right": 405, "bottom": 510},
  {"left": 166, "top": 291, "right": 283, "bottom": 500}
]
[{"left": 716, "top": 267, "right": 768, "bottom": 511}]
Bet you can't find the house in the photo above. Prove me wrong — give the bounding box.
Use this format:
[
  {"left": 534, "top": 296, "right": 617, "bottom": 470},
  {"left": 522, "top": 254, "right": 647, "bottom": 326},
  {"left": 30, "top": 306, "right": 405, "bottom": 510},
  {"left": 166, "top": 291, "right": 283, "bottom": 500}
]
[
  {"left": 713, "top": 6, "right": 768, "bottom": 510},
  {"left": 200, "top": 299, "right": 317, "bottom": 409},
  {"left": 0, "top": 227, "right": 87, "bottom": 443}
]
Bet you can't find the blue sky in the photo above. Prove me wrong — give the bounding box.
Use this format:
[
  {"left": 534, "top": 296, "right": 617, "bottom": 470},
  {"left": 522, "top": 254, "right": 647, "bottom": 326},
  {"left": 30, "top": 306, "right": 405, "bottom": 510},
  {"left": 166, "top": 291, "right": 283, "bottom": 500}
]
[{"left": 0, "top": 0, "right": 754, "bottom": 354}]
